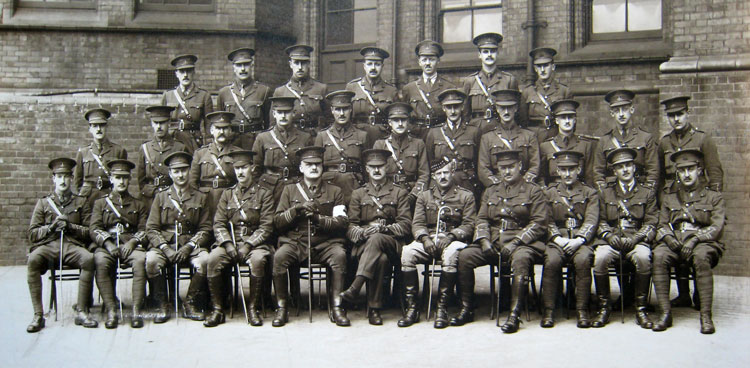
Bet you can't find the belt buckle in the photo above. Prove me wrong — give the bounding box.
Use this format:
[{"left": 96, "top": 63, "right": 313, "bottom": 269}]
[
  {"left": 176, "top": 223, "right": 183, "bottom": 235},
  {"left": 484, "top": 108, "right": 493, "bottom": 120},
  {"left": 298, "top": 117, "right": 308, "bottom": 130},
  {"left": 153, "top": 176, "right": 160, "bottom": 187},
  {"left": 393, "top": 173, "right": 401, "bottom": 183},
  {"left": 96, "top": 177, "right": 103, "bottom": 190},
  {"left": 368, "top": 114, "right": 376, "bottom": 125},
  {"left": 566, "top": 218, "right": 577, "bottom": 229},
  {"left": 239, "top": 122, "right": 245, "bottom": 133},
  {"left": 213, "top": 177, "right": 219, "bottom": 189},
  {"left": 240, "top": 226, "right": 249, "bottom": 236},
  {"left": 338, "top": 163, "right": 347, "bottom": 173},
  {"left": 282, "top": 167, "right": 290, "bottom": 179},
  {"left": 544, "top": 116, "right": 551, "bottom": 129},
  {"left": 425, "top": 114, "right": 432, "bottom": 127},
  {"left": 500, "top": 218, "right": 508, "bottom": 231},
  {"left": 179, "top": 119, "right": 185, "bottom": 131}
]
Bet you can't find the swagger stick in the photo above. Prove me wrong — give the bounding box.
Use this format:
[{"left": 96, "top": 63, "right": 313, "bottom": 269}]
[
  {"left": 307, "top": 218, "right": 313, "bottom": 323},
  {"left": 229, "top": 222, "right": 249, "bottom": 323}
]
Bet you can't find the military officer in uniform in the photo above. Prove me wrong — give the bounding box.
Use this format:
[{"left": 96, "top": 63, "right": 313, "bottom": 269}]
[
  {"left": 217, "top": 47, "right": 272, "bottom": 150},
  {"left": 27, "top": 157, "right": 98, "bottom": 332},
  {"left": 273, "top": 44, "right": 329, "bottom": 137},
  {"left": 346, "top": 47, "right": 399, "bottom": 147},
  {"left": 398, "top": 157, "right": 476, "bottom": 329},
  {"left": 401, "top": 40, "right": 457, "bottom": 140},
  {"left": 90, "top": 159, "right": 149, "bottom": 329},
  {"left": 341, "top": 149, "right": 412, "bottom": 325},
  {"left": 314, "top": 90, "right": 368, "bottom": 205},
  {"left": 206, "top": 150, "right": 275, "bottom": 327},
  {"left": 478, "top": 89, "right": 540, "bottom": 187},
  {"left": 520, "top": 47, "right": 572, "bottom": 143},
  {"left": 591, "top": 147, "right": 657, "bottom": 329},
  {"left": 74, "top": 108, "right": 128, "bottom": 208},
  {"left": 652, "top": 149, "right": 725, "bottom": 334},
  {"left": 592, "top": 90, "right": 659, "bottom": 191},
  {"left": 162, "top": 54, "right": 214, "bottom": 154},
  {"left": 146, "top": 152, "right": 212, "bottom": 322},
  {"left": 456, "top": 150, "right": 549, "bottom": 333},
  {"left": 272, "top": 146, "right": 351, "bottom": 327},
  {"left": 136, "top": 105, "right": 189, "bottom": 209},
  {"left": 540, "top": 151, "right": 599, "bottom": 328},
  {"left": 461, "top": 32, "right": 518, "bottom": 134},
  {"left": 539, "top": 99, "right": 597, "bottom": 186},
  {"left": 373, "top": 102, "right": 429, "bottom": 205}
]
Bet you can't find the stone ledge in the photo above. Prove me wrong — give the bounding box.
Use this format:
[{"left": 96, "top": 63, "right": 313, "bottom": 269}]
[{"left": 660, "top": 55, "right": 750, "bottom": 73}]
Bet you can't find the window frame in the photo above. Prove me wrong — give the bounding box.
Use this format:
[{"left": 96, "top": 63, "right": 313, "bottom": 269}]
[
  {"left": 16, "top": 0, "right": 96, "bottom": 10},
  {"left": 137, "top": 0, "right": 215, "bottom": 13},
  {"left": 438, "top": 0, "right": 503, "bottom": 45},
  {"left": 323, "top": 0, "right": 378, "bottom": 49},
  {"left": 587, "top": 0, "right": 663, "bottom": 42}
]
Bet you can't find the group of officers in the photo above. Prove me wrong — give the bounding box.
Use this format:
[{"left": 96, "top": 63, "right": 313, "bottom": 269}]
[{"left": 26, "top": 32, "right": 726, "bottom": 336}]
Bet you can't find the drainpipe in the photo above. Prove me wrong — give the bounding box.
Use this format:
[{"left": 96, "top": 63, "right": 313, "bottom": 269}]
[
  {"left": 392, "top": 0, "right": 399, "bottom": 85},
  {"left": 521, "top": 0, "right": 547, "bottom": 83}
]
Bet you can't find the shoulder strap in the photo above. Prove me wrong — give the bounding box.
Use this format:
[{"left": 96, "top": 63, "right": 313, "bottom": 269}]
[
  {"left": 295, "top": 182, "right": 311, "bottom": 202},
  {"left": 173, "top": 89, "right": 191, "bottom": 118},
  {"left": 285, "top": 83, "right": 305, "bottom": 106},
  {"left": 229, "top": 86, "right": 252, "bottom": 121},
  {"left": 89, "top": 148, "right": 110, "bottom": 176},
  {"left": 104, "top": 196, "right": 122, "bottom": 218},
  {"left": 326, "top": 130, "right": 346, "bottom": 156},
  {"left": 168, "top": 193, "right": 184, "bottom": 215},
  {"left": 210, "top": 154, "right": 229, "bottom": 178},
  {"left": 495, "top": 132, "right": 513, "bottom": 150},
  {"left": 357, "top": 80, "right": 380, "bottom": 112},
  {"left": 415, "top": 85, "right": 433, "bottom": 111},
  {"left": 46, "top": 197, "right": 63, "bottom": 217},
  {"left": 440, "top": 127, "right": 456, "bottom": 151},
  {"left": 232, "top": 189, "right": 249, "bottom": 221},
  {"left": 384, "top": 139, "right": 404, "bottom": 171},
  {"left": 269, "top": 130, "right": 289, "bottom": 156}
]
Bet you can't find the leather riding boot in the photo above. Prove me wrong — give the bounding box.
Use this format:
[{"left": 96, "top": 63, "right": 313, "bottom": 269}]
[
  {"left": 434, "top": 272, "right": 456, "bottom": 329},
  {"left": 150, "top": 275, "right": 170, "bottom": 323},
  {"left": 540, "top": 308, "right": 555, "bottom": 328},
  {"left": 330, "top": 271, "right": 351, "bottom": 327},
  {"left": 501, "top": 274, "right": 528, "bottom": 333},
  {"left": 95, "top": 265, "right": 117, "bottom": 328},
  {"left": 272, "top": 274, "right": 288, "bottom": 327},
  {"left": 541, "top": 263, "right": 560, "bottom": 325},
  {"left": 695, "top": 261, "right": 715, "bottom": 334},
  {"left": 183, "top": 274, "right": 207, "bottom": 321},
  {"left": 368, "top": 308, "right": 383, "bottom": 325},
  {"left": 131, "top": 304, "right": 144, "bottom": 328},
  {"left": 450, "top": 270, "right": 475, "bottom": 326},
  {"left": 577, "top": 309, "right": 592, "bottom": 328},
  {"left": 203, "top": 276, "right": 225, "bottom": 327},
  {"left": 398, "top": 270, "right": 420, "bottom": 327},
  {"left": 27, "top": 313, "right": 45, "bottom": 333},
  {"left": 634, "top": 273, "right": 653, "bottom": 329},
  {"left": 700, "top": 312, "right": 715, "bottom": 334},
  {"left": 592, "top": 274, "right": 611, "bottom": 328},
  {"left": 104, "top": 308, "right": 118, "bottom": 329},
  {"left": 74, "top": 306, "right": 99, "bottom": 328},
  {"left": 248, "top": 276, "right": 264, "bottom": 326},
  {"left": 671, "top": 264, "right": 692, "bottom": 308},
  {"left": 652, "top": 311, "right": 672, "bottom": 332}
]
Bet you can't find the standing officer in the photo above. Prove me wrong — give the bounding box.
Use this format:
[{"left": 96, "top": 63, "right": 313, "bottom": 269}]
[
  {"left": 399, "top": 157, "right": 476, "bottom": 329},
  {"left": 540, "top": 151, "right": 599, "bottom": 328},
  {"left": 425, "top": 89, "right": 482, "bottom": 201},
  {"left": 27, "top": 157, "right": 98, "bottom": 332},
  {"left": 591, "top": 147, "right": 657, "bottom": 329},
  {"left": 162, "top": 54, "right": 214, "bottom": 154},
  {"left": 90, "top": 159, "right": 149, "bottom": 329},
  {"left": 478, "top": 89, "right": 540, "bottom": 187},
  {"left": 401, "top": 40, "right": 456, "bottom": 140},
  {"left": 374, "top": 102, "right": 429, "bottom": 205},
  {"left": 462, "top": 32, "right": 518, "bottom": 134},
  {"left": 314, "top": 90, "right": 368, "bottom": 205},
  {"left": 456, "top": 150, "right": 549, "bottom": 333},
  {"left": 539, "top": 99, "right": 597, "bottom": 186},
  {"left": 342, "top": 149, "right": 412, "bottom": 325},
  {"left": 592, "top": 90, "right": 659, "bottom": 192},
  {"left": 136, "top": 105, "right": 188, "bottom": 209},
  {"left": 146, "top": 151, "right": 212, "bottom": 322},
  {"left": 346, "top": 47, "right": 399, "bottom": 146},
  {"left": 271, "top": 146, "right": 351, "bottom": 327},
  {"left": 74, "top": 108, "right": 128, "bottom": 208},
  {"left": 652, "top": 150, "right": 725, "bottom": 334},
  {"left": 217, "top": 47, "right": 272, "bottom": 150},
  {"left": 520, "top": 47, "right": 572, "bottom": 143},
  {"left": 206, "top": 150, "right": 275, "bottom": 327},
  {"left": 273, "top": 44, "right": 329, "bottom": 137}
]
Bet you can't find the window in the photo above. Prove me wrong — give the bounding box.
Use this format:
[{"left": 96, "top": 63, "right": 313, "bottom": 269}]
[
  {"left": 138, "top": 0, "right": 214, "bottom": 12},
  {"left": 17, "top": 0, "right": 95, "bottom": 9},
  {"left": 591, "top": 0, "right": 661, "bottom": 39},
  {"left": 440, "top": 0, "right": 502, "bottom": 44},
  {"left": 325, "top": 0, "right": 377, "bottom": 46}
]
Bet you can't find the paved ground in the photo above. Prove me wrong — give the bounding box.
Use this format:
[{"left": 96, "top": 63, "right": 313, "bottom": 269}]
[{"left": 1, "top": 265, "right": 749, "bottom": 368}]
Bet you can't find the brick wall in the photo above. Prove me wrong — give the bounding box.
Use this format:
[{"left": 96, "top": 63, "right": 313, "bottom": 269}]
[{"left": 669, "top": 0, "right": 750, "bottom": 57}]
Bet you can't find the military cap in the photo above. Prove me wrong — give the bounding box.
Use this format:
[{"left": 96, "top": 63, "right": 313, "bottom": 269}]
[
  {"left": 85, "top": 108, "right": 111, "bottom": 125},
  {"left": 362, "top": 149, "right": 391, "bottom": 166},
  {"left": 385, "top": 102, "right": 412, "bottom": 119},
  {"left": 107, "top": 159, "right": 136, "bottom": 176},
  {"left": 360, "top": 46, "right": 390, "bottom": 61},
  {"left": 661, "top": 96, "right": 690, "bottom": 114},
  {"left": 326, "top": 90, "right": 355, "bottom": 107},
  {"left": 228, "top": 47, "right": 255, "bottom": 63},
  {"left": 146, "top": 105, "right": 174, "bottom": 123},
  {"left": 206, "top": 111, "right": 235, "bottom": 128},
  {"left": 164, "top": 151, "right": 192, "bottom": 169},
  {"left": 473, "top": 32, "right": 503, "bottom": 49},
  {"left": 414, "top": 40, "right": 444, "bottom": 57},
  {"left": 492, "top": 89, "right": 522, "bottom": 106},
  {"left": 438, "top": 88, "right": 467, "bottom": 105},
  {"left": 529, "top": 47, "right": 557, "bottom": 65},
  {"left": 551, "top": 99, "right": 580, "bottom": 116},
  {"left": 224, "top": 150, "right": 256, "bottom": 167},
  {"left": 48, "top": 157, "right": 76, "bottom": 174},
  {"left": 605, "top": 89, "right": 635, "bottom": 107},
  {"left": 607, "top": 147, "right": 637, "bottom": 166},
  {"left": 270, "top": 96, "right": 296, "bottom": 111},
  {"left": 552, "top": 150, "right": 584, "bottom": 167},
  {"left": 670, "top": 148, "right": 704, "bottom": 168},
  {"left": 295, "top": 146, "right": 325, "bottom": 164},
  {"left": 285, "top": 44, "right": 314, "bottom": 60},
  {"left": 171, "top": 54, "right": 198, "bottom": 70},
  {"left": 430, "top": 157, "right": 454, "bottom": 173},
  {"left": 493, "top": 149, "right": 522, "bottom": 165}
]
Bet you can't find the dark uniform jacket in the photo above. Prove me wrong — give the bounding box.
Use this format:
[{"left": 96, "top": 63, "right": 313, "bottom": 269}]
[
  {"left": 520, "top": 78, "right": 571, "bottom": 128},
  {"left": 252, "top": 125, "right": 313, "bottom": 193},
  {"left": 90, "top": 191, "right": 148, "bottom": 249},
  {"left": 346, "top": 77, "right": 399, "bottom": 125},
  {"left": 543, "top": 181, "right": 599, "bottom": 243},
  {"left": 274, "top": 181, "right": 349, "bottom": 249},
  {"left": 596, "top": 181, "right": 657, "bottom": 245},
  {"left": 314, "top": 124, "right": 368, "bottom": 201},
  {"left": 28, "top": 193, "right": 90, "bottom": 251},
  {"left": 162, "top": 85, "right": 214, "bottom": 153},
  {"left": 213, "top": 183, "right": 275, "bottom": 249},
  {"left": 539, "top": 134, "right": 598, "bottom": 186},
  {"left": 347, "top": 182, "right": 411, "bottom": 244},
  {"left": 373, "top": 135, "right": 429, "bottom": 197},
  {"left": 461, "top": 69, "right": 518, "bottom": 132},
  {"left": 400, "top": 75, "right": 456, "bottom": 126},
  {"left": 593, "top": 125, "right": 659, "bottom": 190},
  {"left": 217, "top": 79, "right": 272, "bottom": 134},
  {"left": 656, "top": 184, "right": 725, "bottom": 253},
  {"left": 425, "top": 121, "right": 482, "bottom": 194},
  {"left": 189, "top": 143, "right": 240, "bottom": 190},
  {"left": 658, "top": 126, "right": 723, "bottom": 192},
  {"left": 412, "top": 184, "right": 476, "bottom": 242},
  {"left": 146, "top": 186, "right": 212, "bottom": 249},
  {"left": 272, "top": 78, "right": 329, "bottom": 131},
  {"left": 74, "top": 139, "right": 127, "bottom": 197},
  {"left": 136, "top": 137, "right": 188, "bottom": 199},
  {"left": 478, "top": 123, "right": 540, "bottom": 187}
]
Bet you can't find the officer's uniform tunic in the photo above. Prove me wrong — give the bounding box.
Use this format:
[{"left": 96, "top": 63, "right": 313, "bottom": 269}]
[
  {"left": 461, "top": 69, "right": 519, "bottom": 134},
  {"left": 272, "top": 78, "right": 329, "bottom": 135},
  {"left": 189, "top": 142, "right": 240, "bottom": 219},
  {"left": 135, "top": 137, "right": 188, "bottom": 208},
  {"left": 520, "top": 78, "right": 572, "bottom": 142},
  {"left": 217, "top": 80, "right": 272, "bottom": 150},
  {"left": 478, "top": 124, "right": 540, "bottom": 187},
  {"left": 658, "top": 127, "right": 723, "bottom": 192},
  {"left": 401, "top": 76, "right": 456, "bottom": 140},
  {"left": 425, "top": 120, "right": 482, "bottom": 200},
  {"left": 346, "top": 77, "right": 399, "bottom": 147},
  {"left": 74, "top": 139, "right": 127, "bottom": 207},
  {"left": 252, "top": 125, "right": 313, "bottom": 204},
  {"left": 593, "top": 126, "right": 659, "bottom": 190},
  {"left": 162, "top": 85, "right": 214, "bottom": 154},
  {"left": 373, "top": 135, "right": 429, "bottom": 202},
  {"left": 314, "top": 124, "right": 368, "bottom": 205},
  {"left": 539, "top": 134, "right": 597, "bottom": 186}
]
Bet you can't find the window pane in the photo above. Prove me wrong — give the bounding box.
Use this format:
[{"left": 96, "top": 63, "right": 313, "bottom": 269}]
[
  {"left": 353, "top": 9, "right": 377, "bottom": 44},
  {"left": 328, "top": 0, "right": 352, "bottom": 11},
  {"left": 442, "top": 10, "right": 472, "bottom": 43},
  {"left": 628, "top": 0, "right": 661, "bottom": 31},
  {"left": 592, "top": 0, "right": 626, "bottom": 33},
  {"left": 355, "top": 0, "right": 376, "bottom": 9},
  {"left": 474, "top": 7, "right": 502, "bottom": 36},
  {"left": 473, "top": 0, "right": 502, "bottom": 5},
  {"left": 442, "top": 0, "right": 471, "bottom": 10},
  {"left": 327, "top": 11, "right": 354, "bottom": 45}
]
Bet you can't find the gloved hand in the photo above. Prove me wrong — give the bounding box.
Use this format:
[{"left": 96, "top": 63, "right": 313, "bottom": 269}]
[
  {"left": 681, "top": 237, "right": 698, "bottom": 260},
  {"left": 605, "top": 233, "right": 622, "bottom": 251},
  {"left": 121, "top": 239, "right": 138, "bottom": 259},
  {"left": 436, "top": 234, "right": 454, "bottom": 252},
  {"left": 224, "top": 241, "right": 238, "bottom": 262},
  {"left": 104, "top": 239, "right": 121, "bottom": 259},
  {"left": 237, "top": 244, "right": 251, "bottom": 264},
  {"left": 422, "top": 236, "right": 437, "bottom": 257},
  {"left": 161, "top": 245, "right": 177, "bottom": 263},
  {"left": 501, "top": 238, "right": 523, "bottom": 259},
  {"left": 363, "top": 226, "right": 379, "bottom": 238},
  {"left": 620, "top": 237, "right": 635, "bottom": 253},
  {"left": 302, "top": 200, "right": 320, "bottom": 218},
  {"left": 563, "top": 237, "right": 585, "bottom": 257},
  {"left": 51, "top": 215, "right": 69, "bottom": 233},
  {"left": 663, "top": 235, "right": 681, "bottom": 252},
  {"left": 480, "top": 238, "right": 496, "bottom": 258},
  {"left": 174, "top": 244, "right": 193, "bottom": 263}
]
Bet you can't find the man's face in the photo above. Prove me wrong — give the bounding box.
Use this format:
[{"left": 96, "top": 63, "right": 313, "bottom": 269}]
[
  {"left": 299, "top": 160, "right": 322, "bottom": 180},
  {"left": 233, "top": 61, "right": 253, "bottom": 81},
  {"left": 610, "top": 105, "right": 634, "bottom": 127},
  {"left": 667, "top": 109, "right": 690, "bottom": 132},
  {"left": 289, "top": 59, "right": 310, "bottom": 79},
  {"left": 432, "top": 165, "right": 454, "bottom": 190},
  {"left": 111, "top": 173, "right": 130, "bottom": 194},
  {"left": 613, "top": 161, "right": 636, "bottom": 183},
  {"left": 478, "top": 48, "right": 498, "bottom": 67},
  {"left": 442, "top": 103, "right": 463, "bottom": 123},
  {"left": 273, "top": 109, "right": 293, "bottom": 127},
  {"left": 169, "top": 167, "right": 190, "bottom": 188},
  {"left": 332, "top": 106, "right": 352, "bottom": 125},
  {"left": 497, "top": 161, "right": 522, "bottom": 184},
  {"left": 497, "top": 104, "right": 518, "bottom": 124},
  {"left": 52, "top": 173, "right": 72, "bottom": 194},
  {"left": 89, "top": 123, "right": 107, "bottom": 141},
  {"left": 556, "top": 165, "right": 581, "bottom": 186},
  {"left": 233, "top": 163, "right": 254, "bottom": 187},
  {"left": 556, "top": 113, "right": 577, "bottom": 135},
  {"left": 388, "top": 117, "right": 408, "bottom": 135},
  {"left": 152, "top": 120, "right": 169, "bottom": 139},
  {"left": 175, "top": 68, "right": 195, "bottom": 88},
  {"left": 418, "top": 55, "right": 439, "bottom": 76},
  {"left": 677, "top": 163, "right": 701, "bottom": 187},
  {"left": 533, "top": 62, "right": 555, "bottom": 81},
  {"left": 210, "top": 125, "right": 233, "bottom": 145},
  {"left": 363, "top": 60, "right": 383, "bottom": 79},
  {"left": 365, "top": 163, "right": 386, "bottom": 183}
]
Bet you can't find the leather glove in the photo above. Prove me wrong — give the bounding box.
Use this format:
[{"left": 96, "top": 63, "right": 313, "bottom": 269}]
[
  {"left": 292, "top": 203, "right": 306, "bottom": 218},
  {"left": 422, "top": 236, "right": 437, "bottom": 257},
  {"left": 501, "top": 238, "right": 523, "bottom": 259},
  {"left": 174, "top": 244, "right": 193, "bottom": 263},
  {"left": 51, "top": 215, "right": 68, "bottom": 233},
  {"left": 224, "top": 241, "right": 238, "bottom": 263},
  {"left": 480, "top": 238, "right": 496, "bottom": 258},
  {"left": 161, "top": 245, "right": 177, "bottom": 263},
  {"left": 436, "top": 234, "right": 454, "bottom": 252},
  {"left": 620, "top": 237, "right": 635, "bottom": 253},
  {"left": 664, "top": 235, "right": 681, "bottom": 252},
  {"left": 121, "top": 239, "right": 138, "bottom": 259},
  {"left": 302, "top": 200, "right": 320, "bottom": 218},
  {"left": 362, "top": 226, "right": 379, "bottom": 238},
  {"left": 103, "top": 239, "right": 121, "bottom": 259},
  {"left": 606, "top": 233, "right": 622, "bottom": 251},
  {"left": 563, "top": 237, "right": 585, "bottom": 257},
  {"left": 681, "top": 237, "right": 698, "bottom": 260},
  {"left": 237, "top": 244, "right": 251, "bottom": 264}
]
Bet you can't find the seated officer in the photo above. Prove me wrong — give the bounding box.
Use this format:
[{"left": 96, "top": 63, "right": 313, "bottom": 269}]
[
  {"left": 540, "top": 151, "right": 599, "bottom": 328},
  {"left": 272, "top": 146, "right": 351, "bottom": 327},
  {"left": 90, "top": 159, "right": 149, "bottom": 329},
  {"left": 399, "top": 157, "right": 476, "bottom": 329},
  {"left": 206, "top": 150, "right": 275, "bottom": 327},
  {"left": 652, "top": 149, "right": 725, "bottom": 334},
  {"left": 342, "top": 149, "right": 412, "bottom": 325},
  {"left": 456, "top": 150, "right": 549, "bottom": 333},
  {"left": 146, "top": 152, "right": 212, "bottom": 322},
  {"left": 27, "top": 158, "right": 98, "bottom": 332},
  {"left": 592, "top": 147, "right": 657, "bottom": 329}
]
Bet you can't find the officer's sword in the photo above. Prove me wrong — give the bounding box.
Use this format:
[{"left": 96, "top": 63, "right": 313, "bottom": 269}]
[
  {"left": 496, "top": 251, "right": 503, "bottom": 327},
  {"left": 307, "top": 218, "right": 313, "bottom": 323},
  {"left": 115, "top": 226, "right": 123, "bottom": 320},
  {"left": 617, "top": 212, "right": 625, "bottom": 323},
  {"left": 174, "top": 221, "right": 180, "bottom": 322},
  {"left": 58, "top": 231, "right": 64, "bottom": 324},
  {"left": 229, "top": 222, "right": 249, "bottom": 324}
]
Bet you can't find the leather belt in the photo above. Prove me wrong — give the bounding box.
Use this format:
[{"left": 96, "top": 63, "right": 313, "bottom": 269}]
[
  {"left": 471, "top": 112, "right": 495, "bottom": 119},
  {"left": 83, "top": 178, "right": 111, "bottom": 190},
  {"left": 555, "top": 219, "right": 580, "bottom": 230},
  {"left": 177, "top": 121, "right": 200, "bottom": 131},
  {"left": 152, "top": 175, "right": 171, "bottom": 188},
  {"left": 325, "top": 163, "right": 362, "bottom": 174},
  {"left": 455, "top": 160, "right": 476, "bottom": 171},
  {"left": 200, "top": 179, "right": 233, "bottom": 189},
  {"left": 235, "top": 224, "right": 255, "bottom": 236},
  {"left": 677, "top": 221, "right": 699, "bottom": 232},
  {"left": 354, "top": 115, "right": 387, "bottom": 126},
  {"left": 235, "top": 120, "right": 264, "bottom": 133},
  {"left": 492, "top": 218, "right": 521, "bottom": 231},
  {"left": 393, "top": 173, "right": 417, "bottom": 183},
  {"left": 162, "top": 224, "right": 194, "bottom": 236},
  {"left": 526, "top": 118, "right": 547, "bottom": 127},
  {"left": 617, "top": 218, "right": 642, "bottom": 229},
  {"left": 412, "top": 118, "right": 441, "bottom": 127},
  {"left": 265, "top": 166, "right": 300, "bottom": 179}
]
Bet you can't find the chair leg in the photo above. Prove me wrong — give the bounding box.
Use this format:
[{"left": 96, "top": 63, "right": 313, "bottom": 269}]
[{"left": 489, "top": 264, "right": 496, "bottom": 320}]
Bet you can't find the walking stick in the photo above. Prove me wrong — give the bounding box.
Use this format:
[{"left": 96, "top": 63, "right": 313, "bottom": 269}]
[
  {"left": 307, "top": 218, "right": 313, "bottom": 323},
  {"left": 427, "top": 206, "right": 452, "bottom": 321},
  {"left": 619, "top": 248, "right": 625, "bottom": 323},
  {"left": 174, "top": 221, "right": 180, "bottom": 322},
  {"left": 115, "top": 226, "right": 123, "bottom": 320},
  {"left": 58, "top": 231, "right": 64, "bottom": 324},
  {"left": 229, "top": 222, "right": 249, "bottom": 324},
  {"left": 496, "top": 251, "right": 503, "bottom": 327}
]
